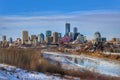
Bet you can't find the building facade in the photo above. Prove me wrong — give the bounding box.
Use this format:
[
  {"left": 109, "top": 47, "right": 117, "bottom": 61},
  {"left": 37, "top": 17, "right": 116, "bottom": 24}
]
[
  {"left": 46, "top": 30, "right": 52, "bottom": 37},
  {"left": 65, "top": 23, "right": 70, "bottom": 36},
  {"left": 58, "top": 33, "right": 62, "bottom": 38},
  {"left": 94, "top": 32, "right": 101, "bottom": 43},
  {"left": 73, "top": 27, "right": 77, "bottom": 34},
  {"left": 38, "top": 33, "right": 44, "bottom": 43},
  {"left": 40, "top": 33, "right": 44, "bottom": 43},
  {"left": 22, "top": 31, "right": 28, "bottom": 44},
  {"left": 53, "top": 32, "right": 58, "bottom": 43},
  {"left": 73, "top": 33, "right": 80, "bottom": 40},
  {"left": 69, "top": 32, "right": 74, "bottom": 41},
  {"left": 46, "top": 36, "right": 53, "bottom": 44},
  {"left": 2, "top": 35, "right": 6, "bottom": 42},
  {"left": 9, "top": 37, "right": 13, "bottom": 43}
]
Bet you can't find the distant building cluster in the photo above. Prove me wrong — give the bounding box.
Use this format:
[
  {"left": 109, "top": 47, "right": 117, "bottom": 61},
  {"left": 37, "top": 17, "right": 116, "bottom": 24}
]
[
  {"left": 93, "top": 31, "right": 107, "bottom": 44},
  {"left": 112, "top": 38, "right": 120, "bottom": 42},
  {"left": 64, "top": 23, "right": 86, "bottom": 44},
  {"left": 0, "top": 23, "right": 120, "bottom": 48}
]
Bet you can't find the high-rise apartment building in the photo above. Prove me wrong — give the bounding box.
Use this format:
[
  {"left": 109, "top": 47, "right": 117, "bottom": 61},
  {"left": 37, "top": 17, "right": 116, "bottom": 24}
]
[
  {"left": 46, "top": 30, "right": 52, "bottom": 37},
  {"left": 9, "top": 37, "right": 12, "bottom": 43},
  {"left": 94, "top": 31, "right": 101, "bottom": 43},
  {"left": 53, "top": 32, "right": 58, "bottom": 43},
  {"left": 74, "top": 33, "right": 80, "bottom": 40},
  {"left": 46, "top": 36, "right": 53, "bottom": 44},
  {"left": 38, "top": 33, "right": 44, "bottom": 43},
  {"left": 40, "top": 33, "right": 44, "bottom": 43},
  {"left": 2, "top": 35, "right": 6, "bottom": 42},
  {"left": 69, "top": 32, "right": 74, "bottom": 40},
  {"left": 22, "top": 31, "right": 28, "bottom": 44},
  {"left": 58, "top": 33, "right": 62, "bottom": 38},
  {"left": 29, "top": 35, "right": 36, "bottom": 41},
  {"left": 1, "top": 35, "right": 7, "bottom": 47},
  {"left": 65, "top": 23, "right": 70, "bottom": 36},
  {"left": 73, "top": 27, "right": 77, "bottom": 34},
  {"left": 79, "top": 34, "right": 84, "bottom": 43},
  {"left": 16, "top": 38, "right": 21, "bottom": 45},
  {"left": 38, "top": 34, "right": 41, "bottom": 43}
]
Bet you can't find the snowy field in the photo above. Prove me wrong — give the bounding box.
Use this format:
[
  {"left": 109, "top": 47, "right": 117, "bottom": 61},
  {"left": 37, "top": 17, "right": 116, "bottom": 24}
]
[
  {"left": 103, "top": 52, "right": 120, "bottom": 56},
  {"left": 1, "top": 51, "right": 119, "bottom": 80},
  {"left": 0, "top": 64, "right": 80, "bottom": 80}
]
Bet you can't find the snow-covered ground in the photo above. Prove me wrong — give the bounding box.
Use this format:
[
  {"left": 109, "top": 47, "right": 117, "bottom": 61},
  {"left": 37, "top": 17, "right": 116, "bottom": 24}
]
[
  {"left": 103, "top": 52, "right": 120, "bottom": 56},
  {"left": 43, "top": 53, "right": 82, "bottom": 71},
  {"left": 0, "top": 64, "right": 80, "bottom": 80},
  {"left": 43, "top": 52, "right": 120, "bottom": 77}
]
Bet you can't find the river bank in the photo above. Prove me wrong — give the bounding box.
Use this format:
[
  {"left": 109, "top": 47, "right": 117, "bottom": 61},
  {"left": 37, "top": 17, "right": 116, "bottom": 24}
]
[
  {"left": 46, "top": 48, "right": 120, "bottom": 62},
  {"left": 42, "top": 51, "right": 120, "bottom": 77}
]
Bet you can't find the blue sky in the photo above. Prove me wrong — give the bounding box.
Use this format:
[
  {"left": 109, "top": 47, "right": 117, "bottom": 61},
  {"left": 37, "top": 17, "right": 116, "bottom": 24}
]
[{"left": 0, "top": 0, "right": 120, "bottom": 40}]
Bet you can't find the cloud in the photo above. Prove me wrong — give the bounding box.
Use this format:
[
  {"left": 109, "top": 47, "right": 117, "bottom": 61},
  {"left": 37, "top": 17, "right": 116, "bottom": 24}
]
[{"left": 0, "top": 10, "right": 120, "bottom": 40}]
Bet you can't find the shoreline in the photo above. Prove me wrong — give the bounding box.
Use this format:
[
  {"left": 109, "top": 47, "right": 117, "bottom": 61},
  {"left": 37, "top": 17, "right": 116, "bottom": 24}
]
[{"left": 43, "top": 50, "right": 120, "bottom": 62}]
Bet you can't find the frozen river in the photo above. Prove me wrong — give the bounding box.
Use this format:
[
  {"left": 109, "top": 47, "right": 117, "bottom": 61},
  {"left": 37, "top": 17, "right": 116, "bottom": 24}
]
[
  {"left": 43, "top": 52, "right": 120, "bottom": 77},
  {"left": 72, "top": 56, "right": 120, "bottom": 76}
]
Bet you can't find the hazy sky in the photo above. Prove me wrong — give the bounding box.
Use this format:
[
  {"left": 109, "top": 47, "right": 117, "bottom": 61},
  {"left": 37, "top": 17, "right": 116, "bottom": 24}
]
[{"left": 0, "top": 0, "right": 120, "bottom": 40}]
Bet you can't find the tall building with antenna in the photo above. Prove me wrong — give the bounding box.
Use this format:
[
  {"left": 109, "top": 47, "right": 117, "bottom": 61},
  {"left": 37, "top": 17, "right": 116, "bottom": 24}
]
[{"left": 65, "top": 23, "right": 70, "bottom": 36}]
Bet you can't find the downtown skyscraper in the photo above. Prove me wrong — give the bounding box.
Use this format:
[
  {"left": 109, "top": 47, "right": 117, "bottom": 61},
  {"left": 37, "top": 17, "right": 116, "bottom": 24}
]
[
  {"left": 65, "top": 23, "right": 70, "bottom": 36},
  {"left": 22, "top": 31, "right": 28, "bottom": 44}
]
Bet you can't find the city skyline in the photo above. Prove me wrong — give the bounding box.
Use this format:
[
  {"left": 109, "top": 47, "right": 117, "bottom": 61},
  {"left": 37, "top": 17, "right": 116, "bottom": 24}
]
[
  {"left": 0, "top": 0, "right": 120, "bottom": 40},
  {"left": 0, "top": 21, "right": 120, "bottom": 41}
]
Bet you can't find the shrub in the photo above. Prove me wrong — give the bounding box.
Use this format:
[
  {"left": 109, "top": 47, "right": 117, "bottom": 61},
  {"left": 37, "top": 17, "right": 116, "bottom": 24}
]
[
  {"left": 0, "top": 48, "right": 64, "bottom": 74},
  {"left": 0, "top": 48, "right": 120, "bottom": 80}
]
